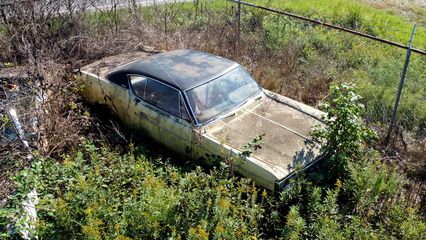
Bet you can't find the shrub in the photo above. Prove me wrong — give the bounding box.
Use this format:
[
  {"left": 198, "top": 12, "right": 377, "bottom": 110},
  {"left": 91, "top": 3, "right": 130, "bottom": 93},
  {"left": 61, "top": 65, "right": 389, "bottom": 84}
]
[
  {"left": 3, "top": 142, "right": 263, "bottom": 239},
  {"left": 310, "top": 83, "right": 376, "bottom": 180},
  {"left": 270, "top": 83, "right": 425, "bottom": 239}
]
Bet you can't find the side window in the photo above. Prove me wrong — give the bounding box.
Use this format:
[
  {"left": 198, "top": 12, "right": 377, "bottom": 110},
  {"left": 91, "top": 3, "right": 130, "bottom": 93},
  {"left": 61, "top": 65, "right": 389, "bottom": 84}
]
[
  {"left": 130, "top": 76, "right": 181, "bottom": 117},
  {"left": 144, "top": 79, "right": 180, "bottom": 117},
  {"left": 129, "top": 75, "right": 147, "bottom": 99}
]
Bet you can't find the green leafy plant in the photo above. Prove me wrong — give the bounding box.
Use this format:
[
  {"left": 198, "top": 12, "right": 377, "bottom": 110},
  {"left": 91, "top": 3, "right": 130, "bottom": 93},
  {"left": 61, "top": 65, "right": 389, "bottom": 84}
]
[
  {"left": 3, "top": 141, "right": 263, "bottom": 239},
  {"left": 241, "top": 133, "right": 265, "bottom": 158},
  {"left": 266, "top": 83, "right": 425, "bottom": 239},
  {"left": 310, "top": 83, "right": 376, "bottom": 179}
]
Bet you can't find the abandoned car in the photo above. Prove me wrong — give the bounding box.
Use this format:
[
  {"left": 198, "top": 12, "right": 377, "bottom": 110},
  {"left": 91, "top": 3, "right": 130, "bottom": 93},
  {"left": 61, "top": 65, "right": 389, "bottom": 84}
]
[{"left": 78, "top": 49, "right": 324, "bottom": 191}]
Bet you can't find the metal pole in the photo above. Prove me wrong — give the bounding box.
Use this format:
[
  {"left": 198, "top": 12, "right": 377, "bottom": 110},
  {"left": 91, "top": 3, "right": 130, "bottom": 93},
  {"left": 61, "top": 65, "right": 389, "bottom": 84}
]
[
  {"left": 237, "top": 0, "right": 241, "bottom": 47},
  {"left": 385, "top": 24, "right": 416, "bottom": 146},
  {"left": 195, "top": 0, "right": 199, "bottom": 21}
]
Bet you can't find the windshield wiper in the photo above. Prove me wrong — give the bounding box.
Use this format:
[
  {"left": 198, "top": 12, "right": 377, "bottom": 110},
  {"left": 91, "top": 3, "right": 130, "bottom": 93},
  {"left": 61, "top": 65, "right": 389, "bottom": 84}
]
[
  {"left": 208, "top": 94, "right": 262, "bottom": 123},
  {"left": 221, "top": 112, "right": 236, "bottom": 119}
]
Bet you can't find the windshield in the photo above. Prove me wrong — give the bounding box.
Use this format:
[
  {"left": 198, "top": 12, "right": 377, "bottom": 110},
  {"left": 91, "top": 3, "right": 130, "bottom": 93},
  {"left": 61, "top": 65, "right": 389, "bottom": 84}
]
[{"left": 186, "top": 66, "right": 261, "bottom": 124}]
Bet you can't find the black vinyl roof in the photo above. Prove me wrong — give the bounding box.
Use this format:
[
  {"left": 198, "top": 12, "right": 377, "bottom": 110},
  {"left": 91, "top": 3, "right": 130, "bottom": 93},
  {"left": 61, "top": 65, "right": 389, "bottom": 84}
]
[{"left": 114, "top": 49, "right": 239, "bottom": 91}]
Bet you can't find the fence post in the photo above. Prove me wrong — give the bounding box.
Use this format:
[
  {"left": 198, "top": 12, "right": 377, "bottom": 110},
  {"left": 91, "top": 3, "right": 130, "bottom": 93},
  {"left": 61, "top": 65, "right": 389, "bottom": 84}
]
[
  {"left": 237, "top": 0, "right": 241, "bottom": 47},
  {"left": 385, "top": 24, "right": 416, "bottom": 146},
  {"left": 195, "top": 0, "right": 199, "bottom": 21}
]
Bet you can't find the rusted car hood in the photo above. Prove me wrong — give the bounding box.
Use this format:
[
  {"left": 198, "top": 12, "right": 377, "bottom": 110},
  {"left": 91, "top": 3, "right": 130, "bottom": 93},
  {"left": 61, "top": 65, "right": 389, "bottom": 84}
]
[{"left": 204, "top": 91, "right": 323, "bottom": 178}]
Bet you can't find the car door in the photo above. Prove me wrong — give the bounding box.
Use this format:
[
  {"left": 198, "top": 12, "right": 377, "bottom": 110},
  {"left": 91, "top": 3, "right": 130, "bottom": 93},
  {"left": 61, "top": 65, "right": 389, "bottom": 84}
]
[
  {"left": 157, "top": 93, "right": 194, "bottom": 157},
  {"left": 129, "top": 75, "right": 194, "bottom": 156},
  {"left": 105, "top": 72, "right": 133, "bottom": 121},
  {"left": 128, "top": 75, "right": 161, "bottom": 141}
]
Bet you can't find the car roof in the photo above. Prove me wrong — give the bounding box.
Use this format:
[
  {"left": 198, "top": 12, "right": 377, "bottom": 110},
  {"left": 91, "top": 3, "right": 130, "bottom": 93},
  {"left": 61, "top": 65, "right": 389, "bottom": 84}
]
[{"left": 114, "top": 49, "right": 239, "bottom": 91}]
